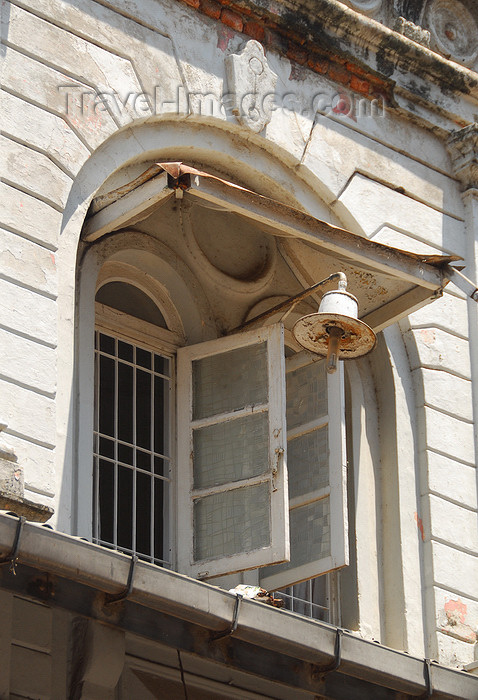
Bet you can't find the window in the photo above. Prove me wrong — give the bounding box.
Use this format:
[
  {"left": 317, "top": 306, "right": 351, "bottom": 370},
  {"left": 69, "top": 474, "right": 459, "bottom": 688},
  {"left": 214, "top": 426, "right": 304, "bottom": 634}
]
[
  {"left": 176, "top": 324, "right": 290, "bottom": 579},
  {"left": 273, "top": 573, "right": 340, "bottom": 623},
  {"left": 92, "top": 329, "right": 172, "bottom": 566},
  {"left": 93, "top": 291, "right": 348, "bottom": 590},
  {"left": 260, "top": 351, "right": 347, "bottom": 591},
  {"left": 92, "top": 280, "right": 182, "bottom": 567},
  {"left": 80, "top": 160, "right": 449, "bottom": 640},
  {"left": 175, "top": 322, "right": 347, "bottom": 585}
]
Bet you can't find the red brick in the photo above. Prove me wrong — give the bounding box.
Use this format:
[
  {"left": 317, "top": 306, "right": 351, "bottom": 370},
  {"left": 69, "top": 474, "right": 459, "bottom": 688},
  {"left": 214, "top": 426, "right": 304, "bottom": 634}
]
[
  {"left": 350, "top": 76, "right": 371, "bottom": 95},
  {"left": 287, "top": 44, "right": 308, "bottom": 65},
  {"left": 221, "top": 8, "right": 243, "bottom": 31},
  {"left": 328, "top": 53, "right": 347, "bottom": 65},
  {"left": 346, "top": 62, "right": 368, "bottom": 78},
  {"left": 307, "top": 55, "right": 329, "bottom": 74},
  {"left": 201, "top": 0, "right": 221, "bottom": 18},
  {"left": 328, "top": 64, "right": 350, "bottom": 86},
  {"left": 182, "top": 0, "right": 200, "bottom": 8},
  {"left": 244, "top": 20, "right": 265, "bottom": 42},
  {"left": 263, "top": 27, "right": 277, "bottom": 48}
]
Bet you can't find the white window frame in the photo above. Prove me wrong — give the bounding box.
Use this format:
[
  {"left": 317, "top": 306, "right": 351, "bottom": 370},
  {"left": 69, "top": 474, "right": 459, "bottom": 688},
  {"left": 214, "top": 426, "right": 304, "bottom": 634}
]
[
  {"left": 94, "top": 302, "right": 182, "bottom": 567},
  {"left": 176, "top": 323, "right": 289, "bottom": 580},
  {"left": 260, "top": 352, "right": 348, "bottom": 591}
]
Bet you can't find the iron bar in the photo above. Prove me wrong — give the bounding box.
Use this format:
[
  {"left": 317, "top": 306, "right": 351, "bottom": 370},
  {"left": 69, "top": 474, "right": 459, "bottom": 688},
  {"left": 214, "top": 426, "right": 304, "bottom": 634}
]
[{"left": 230, "top": 273, "right": 347, "bottom": 333}]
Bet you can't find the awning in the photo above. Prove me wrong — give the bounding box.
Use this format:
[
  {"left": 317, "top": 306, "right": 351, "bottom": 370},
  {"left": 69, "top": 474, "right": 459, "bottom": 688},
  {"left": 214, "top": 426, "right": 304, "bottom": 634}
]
[{"left": 83, "top": 163, "right": 463, "bottom": 333}]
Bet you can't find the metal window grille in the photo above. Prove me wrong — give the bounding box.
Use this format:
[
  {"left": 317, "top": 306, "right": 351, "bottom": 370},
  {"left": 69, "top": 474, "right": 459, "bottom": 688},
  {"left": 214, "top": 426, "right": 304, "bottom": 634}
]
[
  {"left": 93, "top": 330, "right": 172, "bottom": 567},
  {"left": 272, "top": 574, "right": 332, "bottom": 622}
]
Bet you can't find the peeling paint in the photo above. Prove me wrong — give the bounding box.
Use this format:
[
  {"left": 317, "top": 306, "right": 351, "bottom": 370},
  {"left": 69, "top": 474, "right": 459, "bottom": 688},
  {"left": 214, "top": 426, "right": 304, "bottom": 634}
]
[
  {"left": 414, "top": 512, "right": 425, "bottom": 541},
  {"left": 440, "top": 598, "right": 477, "bottom": 644},
  {"left": 444, "top": 598, "right": 467, "bottom": 625},
  {"left": 217, "top": 25, "right": 235, "bottom": 51}
]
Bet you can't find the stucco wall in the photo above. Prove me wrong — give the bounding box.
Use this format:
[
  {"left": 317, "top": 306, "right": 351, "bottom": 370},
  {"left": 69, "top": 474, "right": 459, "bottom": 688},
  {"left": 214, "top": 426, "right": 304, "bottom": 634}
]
[{"left": 1, "top": 0, "right": 477, "bottom": 668}]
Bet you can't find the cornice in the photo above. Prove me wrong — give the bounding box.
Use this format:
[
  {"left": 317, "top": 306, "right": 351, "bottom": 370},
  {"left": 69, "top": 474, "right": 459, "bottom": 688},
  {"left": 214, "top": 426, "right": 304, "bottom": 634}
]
[
  {"left": 212, "top": 0, "right": 478, "bottom": 97},
  {"left": 447, "top": 124, "right": 478, "bottom": 190}
]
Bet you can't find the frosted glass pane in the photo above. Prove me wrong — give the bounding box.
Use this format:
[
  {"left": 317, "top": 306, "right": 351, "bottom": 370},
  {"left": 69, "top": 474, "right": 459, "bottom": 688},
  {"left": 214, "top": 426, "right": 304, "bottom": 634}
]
[
  {"left": 286, "top": 360, "right": 327, "bottom": 430},
  {"left": 193, "top": 342, "right": 267, "bottom": 419},
  {"left": 193, "top": 413, "right": 268, "bottom": 489},
  {"left": 194, "top": 483, "right": 270, "bottom": 560},
  {"left": 288, "top": 427, "right": 328, "bottom": 499},
  {"left": 263, "top": 498, "right": 330, "bottom": 576}
]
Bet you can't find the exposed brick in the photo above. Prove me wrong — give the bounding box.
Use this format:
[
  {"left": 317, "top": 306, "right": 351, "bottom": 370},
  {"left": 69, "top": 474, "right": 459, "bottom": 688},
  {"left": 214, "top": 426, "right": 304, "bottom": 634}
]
[
  {"left": 244, "top": 20, "right": 265, "bottom": 42},
  {"left": 201, "top": 0, "right": 221, "bottom": 19},
  {"left": 307, "top": 55, "right": 329, "bottom": 74},
  {"left": 182, "top": 0, "right": 200, "bottom": 8},
  {"left": 350, "top": 75, "right": 371, "bottom": 95},
  {"left": 328, "top": 64, "right": 350, "bottom": 86},
  {"left": 346, "top": 62, "right": 368, "bottom": 78},
  {"left": 221, "top": 8, "right": 243, "bottom": 31},
  {"left": 287, "top": 44, "right": 308, "bottom": 65}
]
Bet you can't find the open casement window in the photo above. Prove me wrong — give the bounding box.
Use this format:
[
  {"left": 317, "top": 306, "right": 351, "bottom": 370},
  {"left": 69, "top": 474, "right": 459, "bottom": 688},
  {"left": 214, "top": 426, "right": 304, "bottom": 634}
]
[
  {"left": 260, "top": 352, "right": 348, "bottom": 592},
  {"left": 177, "top": 324, "right": 288, "bottom": 580}
]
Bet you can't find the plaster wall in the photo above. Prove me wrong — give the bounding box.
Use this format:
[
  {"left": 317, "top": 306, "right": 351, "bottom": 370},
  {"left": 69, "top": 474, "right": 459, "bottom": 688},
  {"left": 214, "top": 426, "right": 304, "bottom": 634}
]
[{"left": 1, "top": 0, "right": 477, "bottom": 668}]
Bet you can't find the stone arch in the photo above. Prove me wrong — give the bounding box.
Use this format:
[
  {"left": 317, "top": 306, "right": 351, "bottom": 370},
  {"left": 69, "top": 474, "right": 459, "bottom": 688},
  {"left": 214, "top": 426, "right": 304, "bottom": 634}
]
[
  {"left": 57, "top": 115, "right": 355, "bottom": 532},
  {"left": 55, "top": 118, "right": 420, "bottom": 624}
]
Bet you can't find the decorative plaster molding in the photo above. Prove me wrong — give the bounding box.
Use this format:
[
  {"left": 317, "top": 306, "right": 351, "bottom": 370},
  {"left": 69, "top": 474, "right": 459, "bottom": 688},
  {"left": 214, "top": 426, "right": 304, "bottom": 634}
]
[
  {"left": 225, "top": 40, "right": 277, "bottom": 133},
  {"left": 447, "top": 124, "right": 478, "bottom": 190},
  {"left": 0, "top": 422, "right": 53, "bottom": 522},
  {"left": 0, "top": 422, "right": 17, "bottom": 463},
  {"left": 348, "top": 0, "right": 382, "bottom": 13},
  {"left": 394, "top": 16, "right": 430, "bottom": 48},
  {"left": 424, "top": 0, "right": 478, "bottom": 66}
]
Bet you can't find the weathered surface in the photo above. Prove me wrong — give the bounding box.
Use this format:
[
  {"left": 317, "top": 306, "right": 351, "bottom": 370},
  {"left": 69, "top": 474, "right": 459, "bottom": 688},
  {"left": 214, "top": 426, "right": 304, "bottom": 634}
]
[{"left": 0, "top": 0, "right": 477, "bottom": 679}]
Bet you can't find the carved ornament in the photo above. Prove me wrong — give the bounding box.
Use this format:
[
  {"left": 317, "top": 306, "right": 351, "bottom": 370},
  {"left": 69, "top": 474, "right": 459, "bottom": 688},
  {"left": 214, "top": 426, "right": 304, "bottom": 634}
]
[
  {"left": 447, "top": 124, "right": 478, "bottom": 190},
  {"left": 225, "top": 40, "right": 278, "bottom": 133},
  {"left": 424, "top": 0, "right": 478, "bottom": 65}
]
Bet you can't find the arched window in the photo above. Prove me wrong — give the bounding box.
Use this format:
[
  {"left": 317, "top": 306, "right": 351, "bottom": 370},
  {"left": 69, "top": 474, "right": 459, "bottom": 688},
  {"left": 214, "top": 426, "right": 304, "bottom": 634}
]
[
  {"left": 92, "top": 274, "right": 183, "bottom": 567},
  {"left": 77, "top": 161, "right": 446, "bottom": 630}
]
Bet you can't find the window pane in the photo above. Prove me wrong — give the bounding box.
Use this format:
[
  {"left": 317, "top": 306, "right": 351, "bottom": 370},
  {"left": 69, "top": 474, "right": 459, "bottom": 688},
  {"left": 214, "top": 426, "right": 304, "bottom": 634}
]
[
  {"left": 136, "top": 368, "right": 151, "bottom": 450},
  {"left": 286, "top": 360, "right": 327, "bottom": 430},
  {"left": 154, "top": 456, "right": 168, "bottom": 476},
  {"left": 136, "top": 471, "right": 151, "bottom": 557},
  {"left": 192, "top": 342, "right": 268, "bottom": 420},
  {"left": 118, "top": 363, "right": 133, "bottom": 443},
  {"left": 98, "top": 459, "right": 114, "bottom": 545},
  {"left": 99, "top": 333, "right": 115, "bottom": 355},
  {"left": 275, "top": 577, "right": 329, "bottom": 621},
  {"left": 154, "top": 354, "right": 170, "bottom": 376},
  {"left": 135, "top": 448, "right": 151, "bottom": 471},
  {"left": 136, "top": 347, "right": 151, "bottom": 370},
  {"left": 154, "top": 376, "right": 168, "bottom": 456},
  {"left": 288, "top": 427, "right": 328, "bottom": 499},
  {"left": 118, "top": 340, "right": 133, "bottom": 362},
  {"left": 266, "top": 498, "right": 330, "bottom": 575},
  {"left": 118, "top": 443, "right": 133, "bottom": 466},
  {"left": 99, "top": 355, "right": 115, "bottom": 437},
  {"left": 99, "top": 436, "right": 114, "bottom": 460},
  {"left": 96, "top": 282, "right": 167, "bottom": 328},
  {"left": 94, "top": 333, "right": 171, "bottom": 566},
  {"left": 117, "top": 467, "right": 133, "bottom": 551},
  {"left": 194, "top": 483, "right": 270, "bottom": 561},
  {"left": 193, "top": 413, "right": 268, "bottom": 489},
  {"left": 154, "top": 479, "right": 167, "bottom": 563}
]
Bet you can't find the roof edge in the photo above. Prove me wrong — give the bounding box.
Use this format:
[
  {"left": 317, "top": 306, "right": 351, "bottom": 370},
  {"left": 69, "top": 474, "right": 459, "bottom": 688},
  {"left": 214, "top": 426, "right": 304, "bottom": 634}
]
[{"left": 0, "top": 513, "right": 476, "bottom": 698}]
